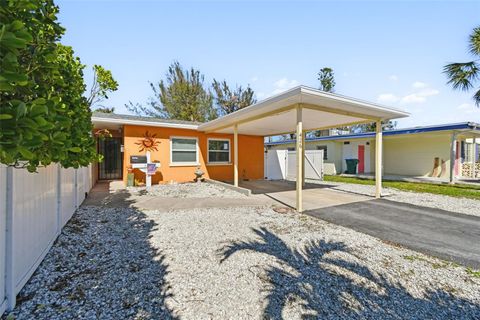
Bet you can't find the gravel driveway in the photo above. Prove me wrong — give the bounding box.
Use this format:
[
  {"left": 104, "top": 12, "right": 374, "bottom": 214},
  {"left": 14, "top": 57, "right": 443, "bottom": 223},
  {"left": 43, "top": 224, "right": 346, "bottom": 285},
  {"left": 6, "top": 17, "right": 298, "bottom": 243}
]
[{"left": 7, "top": 188, "right": 480, "bottom": 319}]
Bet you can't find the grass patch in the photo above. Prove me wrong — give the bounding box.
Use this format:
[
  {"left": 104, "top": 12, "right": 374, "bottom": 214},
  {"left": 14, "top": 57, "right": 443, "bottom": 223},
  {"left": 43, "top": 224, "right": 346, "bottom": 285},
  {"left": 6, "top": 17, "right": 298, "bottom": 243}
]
[
  {"left": 466, "top": 268, "right": 480, "bottom": 278},
  {"left": 324, "top": 175, "right": 480, "bottom": 200}
]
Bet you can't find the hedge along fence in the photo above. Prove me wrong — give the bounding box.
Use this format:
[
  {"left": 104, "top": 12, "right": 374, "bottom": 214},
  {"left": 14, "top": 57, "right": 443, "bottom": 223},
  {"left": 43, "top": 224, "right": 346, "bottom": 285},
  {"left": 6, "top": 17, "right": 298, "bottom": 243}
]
[{"left": 0, "top": 164, "right": 94, "bottom": 315}]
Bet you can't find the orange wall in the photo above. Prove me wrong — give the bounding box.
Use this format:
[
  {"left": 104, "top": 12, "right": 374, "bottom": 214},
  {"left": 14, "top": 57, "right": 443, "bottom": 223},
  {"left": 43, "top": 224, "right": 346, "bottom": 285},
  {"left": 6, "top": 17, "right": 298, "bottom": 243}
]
[{"left": 123, "top": 125, "right": 264, "bottom": 184}]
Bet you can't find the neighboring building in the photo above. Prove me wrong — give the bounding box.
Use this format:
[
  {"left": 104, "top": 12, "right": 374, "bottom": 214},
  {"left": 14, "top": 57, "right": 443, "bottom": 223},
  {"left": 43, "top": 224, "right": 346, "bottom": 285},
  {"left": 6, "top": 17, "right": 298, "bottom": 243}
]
[{"left": 266, "top": 122, "right": 480, "bottom": 181}]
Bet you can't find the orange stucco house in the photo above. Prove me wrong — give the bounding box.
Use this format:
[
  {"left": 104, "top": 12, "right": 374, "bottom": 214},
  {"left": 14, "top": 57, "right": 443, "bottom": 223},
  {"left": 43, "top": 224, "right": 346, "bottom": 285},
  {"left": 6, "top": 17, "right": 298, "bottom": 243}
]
[{"left": 91, "top": 112, "right": 265, "bottom": 186}]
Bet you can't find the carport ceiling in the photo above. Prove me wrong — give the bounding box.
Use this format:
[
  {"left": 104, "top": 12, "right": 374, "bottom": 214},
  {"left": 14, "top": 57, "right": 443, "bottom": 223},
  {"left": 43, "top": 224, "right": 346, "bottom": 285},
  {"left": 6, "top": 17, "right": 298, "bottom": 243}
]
[{"left": 199, "top": 86, "right": 409, "bottom": 136}]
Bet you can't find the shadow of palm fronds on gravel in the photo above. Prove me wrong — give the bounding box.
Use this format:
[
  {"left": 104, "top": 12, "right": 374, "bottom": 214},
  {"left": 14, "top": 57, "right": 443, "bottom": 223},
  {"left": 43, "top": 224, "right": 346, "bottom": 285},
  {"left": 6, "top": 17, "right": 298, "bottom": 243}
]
[
  {"left": 220, "top": 227, "right": 480, "bottom": 319},
  {"left": 10, "top": 189, "right": 178, "bottom": 320}
]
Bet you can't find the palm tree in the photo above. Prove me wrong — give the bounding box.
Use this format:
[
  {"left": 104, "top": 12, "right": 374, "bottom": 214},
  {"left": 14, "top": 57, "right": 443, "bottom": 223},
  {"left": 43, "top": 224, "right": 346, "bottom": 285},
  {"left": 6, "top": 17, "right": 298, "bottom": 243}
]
[
  {"left": 444, "top": 26, "right": 480, "bottom": 106},
  {"left": 317, "top": 67, "right": 335, "bottom": 92}
]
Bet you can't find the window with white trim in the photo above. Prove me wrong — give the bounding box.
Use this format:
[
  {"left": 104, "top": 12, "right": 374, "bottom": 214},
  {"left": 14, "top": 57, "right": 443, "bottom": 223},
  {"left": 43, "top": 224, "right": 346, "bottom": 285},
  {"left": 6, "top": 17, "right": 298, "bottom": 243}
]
[
  {"left": 208, "top": 139, "right": 230, "bottom": 163},
  {"left": 171, "top": 137, "right": 198, "bottom": 164}
]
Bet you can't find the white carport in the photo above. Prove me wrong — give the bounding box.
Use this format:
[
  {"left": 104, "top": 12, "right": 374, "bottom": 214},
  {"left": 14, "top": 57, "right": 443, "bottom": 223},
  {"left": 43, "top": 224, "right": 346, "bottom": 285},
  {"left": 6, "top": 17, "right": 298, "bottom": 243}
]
[{"left": 199, "top": 86, "right": 409, "bottom": 212}]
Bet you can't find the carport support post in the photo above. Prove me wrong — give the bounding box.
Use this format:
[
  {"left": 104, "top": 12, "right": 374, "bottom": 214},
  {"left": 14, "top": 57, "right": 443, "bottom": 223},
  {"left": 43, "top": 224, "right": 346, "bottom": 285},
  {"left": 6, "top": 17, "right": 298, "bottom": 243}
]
[
  {"left": 234, "top": 124, "right": 239, "bottom": 187},
  {"left": 302, "top": 131, "right": 306, "bottom": 187},
  {"left": 450, "top": 132, "right": 457, "bottom": 183},
  {"left": 296, "top": 105, "right": 303, "bottom": 212},
  {"left": 375, "top": 120, "right": 382, "bottom": 198}
]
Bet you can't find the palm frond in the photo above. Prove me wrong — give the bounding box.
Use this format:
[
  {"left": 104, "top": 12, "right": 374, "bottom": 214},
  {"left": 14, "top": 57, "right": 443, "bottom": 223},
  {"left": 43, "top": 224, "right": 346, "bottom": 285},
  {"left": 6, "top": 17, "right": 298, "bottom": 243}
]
[
  {"left": 443, "top": 61, "right": 479, "bottom": 91},
  {"left": 473, "top": 87, "right": 480, "bottom": 107},
  {"left": 468, "top": 26, "right": 480, "bottom": 56}
]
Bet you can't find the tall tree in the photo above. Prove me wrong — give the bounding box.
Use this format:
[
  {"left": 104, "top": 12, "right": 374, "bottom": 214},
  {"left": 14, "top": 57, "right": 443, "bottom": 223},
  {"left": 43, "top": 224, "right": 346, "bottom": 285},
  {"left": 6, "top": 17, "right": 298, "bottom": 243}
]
[
  {"left": 88, "top": 65, "right": 118, "bottom": 112},
  {"left": 212, "top": 79, "right": 256, "bottom": 115},
  {"left": 318, "top": 67, "right": 336, "bottom": 92},
  {"left": 444, "top": 26, "right": 480, "bottom": 106},
  {"left": 126, "top": 61, "right": 216, "bottom": 122},
  {"left": 312, "top": 67, "right": 340, "bottom": 137}
]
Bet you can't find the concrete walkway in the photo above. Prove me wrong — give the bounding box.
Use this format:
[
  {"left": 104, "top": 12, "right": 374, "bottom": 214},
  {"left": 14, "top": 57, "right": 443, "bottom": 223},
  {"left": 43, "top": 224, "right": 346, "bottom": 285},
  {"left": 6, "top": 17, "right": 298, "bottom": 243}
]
[{"left": 305, "top": 199, "right": 480, "bottom": 268}]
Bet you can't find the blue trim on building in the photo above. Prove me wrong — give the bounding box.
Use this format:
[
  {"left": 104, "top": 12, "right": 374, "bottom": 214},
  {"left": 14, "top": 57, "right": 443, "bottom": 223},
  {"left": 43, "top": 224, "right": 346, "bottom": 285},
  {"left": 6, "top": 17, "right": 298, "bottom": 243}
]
[{"left": 265, "top": 122, "right": 480, "bottom": 146}]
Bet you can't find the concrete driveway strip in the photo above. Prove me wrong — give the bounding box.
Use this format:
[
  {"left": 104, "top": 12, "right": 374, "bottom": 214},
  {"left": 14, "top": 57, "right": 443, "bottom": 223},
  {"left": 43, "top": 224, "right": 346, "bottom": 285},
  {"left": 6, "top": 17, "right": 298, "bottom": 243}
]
[{"left": 305, "top": 199, "right": 480, "bottom": 268}]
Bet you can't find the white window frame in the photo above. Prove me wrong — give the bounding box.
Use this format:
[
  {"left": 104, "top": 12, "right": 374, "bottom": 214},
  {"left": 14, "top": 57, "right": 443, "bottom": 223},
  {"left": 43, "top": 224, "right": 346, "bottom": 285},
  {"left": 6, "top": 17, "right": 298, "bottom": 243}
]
[
  {"left": 207, "top": 138, "right": 231, "bottom": 165},
  {"left": 170, "top": 136, "right": 199, "bottom": 166}
]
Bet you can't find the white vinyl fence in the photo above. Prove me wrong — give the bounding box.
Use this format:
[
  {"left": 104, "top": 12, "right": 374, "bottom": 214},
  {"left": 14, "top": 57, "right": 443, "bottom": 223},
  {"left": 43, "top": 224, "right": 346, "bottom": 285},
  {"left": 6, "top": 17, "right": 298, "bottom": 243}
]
[
  {"left": 0, "top": 164, "right": 93, "bottom": 315},
  {"left": 264, "top": 149, "right": 324, "bottom": 181}
]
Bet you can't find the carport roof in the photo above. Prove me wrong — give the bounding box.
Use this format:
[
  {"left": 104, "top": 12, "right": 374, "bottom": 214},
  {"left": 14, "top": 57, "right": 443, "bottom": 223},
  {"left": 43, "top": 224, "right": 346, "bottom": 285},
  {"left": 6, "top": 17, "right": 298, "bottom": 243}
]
[{"left": 198, "top": 86, "right": 409, "bottom": 136}]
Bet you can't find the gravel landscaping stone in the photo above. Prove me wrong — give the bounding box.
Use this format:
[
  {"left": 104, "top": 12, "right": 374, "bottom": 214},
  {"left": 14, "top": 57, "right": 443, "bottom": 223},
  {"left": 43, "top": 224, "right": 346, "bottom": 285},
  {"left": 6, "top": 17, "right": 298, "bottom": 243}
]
[
  {"left": 7, "top": 206, "right": 178, "bottom": 320},
  {"left": 311, "top": 179, "right": 480, "bottom": 217},
  {"left": 7, "top": 199, "right": 480, "bottom": 319},
  {"left": 127, "top": 182, "right": 246, "bottom": 199}
]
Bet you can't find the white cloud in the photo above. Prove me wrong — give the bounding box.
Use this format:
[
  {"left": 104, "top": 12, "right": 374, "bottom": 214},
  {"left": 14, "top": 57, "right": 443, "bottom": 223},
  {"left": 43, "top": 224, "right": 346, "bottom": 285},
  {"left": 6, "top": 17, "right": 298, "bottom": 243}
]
[
  {"left": 271, "top": 78, "right": 299, "bottom": 95},
  {"left": 457, "top": 103, "right": 471, "bottom": 110},
  {"left": 412, "top": 81, "right": 427, "bottom": 89},
  {"left": 401, "top": 87, "right": 439, "bottom": 104},
  {"left": 457, "top": 103, "right": 478, "bottom": 114},
  {"left": 250, "top": 76, "right": 258, "bottom": 83},
  {"left": 388, "top": 75, "right": 398, "bottom": 81},
  {"left": 256, "top": 92, "right": 266, "bottom": 99},
  {"left": 377, "top": 93, "right": 399, "bottom": 103}
]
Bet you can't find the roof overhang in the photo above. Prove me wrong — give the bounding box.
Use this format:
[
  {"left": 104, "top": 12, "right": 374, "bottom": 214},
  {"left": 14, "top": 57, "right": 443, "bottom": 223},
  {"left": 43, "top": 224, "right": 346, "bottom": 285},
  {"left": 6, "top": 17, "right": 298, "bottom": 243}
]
[
  {"left": 91, "top": 116, "right": 199, "bottom": 130},
  {"left": 199, "top": 86, "right": 409, "bottom": 136}
]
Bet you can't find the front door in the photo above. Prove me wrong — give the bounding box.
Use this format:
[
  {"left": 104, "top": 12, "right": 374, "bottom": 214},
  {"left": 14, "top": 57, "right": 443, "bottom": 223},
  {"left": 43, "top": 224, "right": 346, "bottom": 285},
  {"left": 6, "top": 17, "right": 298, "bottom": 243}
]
[
  {"left": 98, "top": 137, "right": 123, "bottom": 180},
  {"left": 358, "top": 145, "right": 365, "bottom": 174}
]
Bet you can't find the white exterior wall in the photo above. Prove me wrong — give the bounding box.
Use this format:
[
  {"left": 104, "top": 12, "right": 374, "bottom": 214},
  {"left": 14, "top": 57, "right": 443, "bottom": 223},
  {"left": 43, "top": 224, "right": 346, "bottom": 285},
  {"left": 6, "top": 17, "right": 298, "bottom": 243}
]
[
  {"left": 0, "top": 164, "right": 93, "bottom": 315},
  {"left": 382, "top": 134, "right": 451, "bottom": 177},
  {"left": 341, "top": 139, "right": 373, "bottom": 174}
]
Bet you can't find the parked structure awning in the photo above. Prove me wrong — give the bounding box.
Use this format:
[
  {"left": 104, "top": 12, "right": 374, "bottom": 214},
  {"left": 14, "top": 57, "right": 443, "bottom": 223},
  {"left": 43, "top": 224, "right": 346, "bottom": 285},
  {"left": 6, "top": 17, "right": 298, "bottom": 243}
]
[
  {"left": 199, "top": 85, "right": 409, "bottom": 212},
  {"left": 198, "top": 86, "right": 409, "bottom": 136}
]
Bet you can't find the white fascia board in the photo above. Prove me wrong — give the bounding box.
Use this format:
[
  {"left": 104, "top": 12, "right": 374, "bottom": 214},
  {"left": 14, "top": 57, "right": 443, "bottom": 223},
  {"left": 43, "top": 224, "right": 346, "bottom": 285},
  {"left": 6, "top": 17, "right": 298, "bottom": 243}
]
[{"left": 91, "top": 117, "right": 199, "bottom": 130}]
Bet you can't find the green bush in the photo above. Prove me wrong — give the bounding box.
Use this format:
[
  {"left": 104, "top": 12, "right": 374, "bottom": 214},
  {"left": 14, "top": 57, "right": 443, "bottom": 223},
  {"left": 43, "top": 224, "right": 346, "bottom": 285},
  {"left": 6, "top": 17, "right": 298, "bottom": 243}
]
[{"left": 0, "top": 0, "right": 99, "bottom": 172}]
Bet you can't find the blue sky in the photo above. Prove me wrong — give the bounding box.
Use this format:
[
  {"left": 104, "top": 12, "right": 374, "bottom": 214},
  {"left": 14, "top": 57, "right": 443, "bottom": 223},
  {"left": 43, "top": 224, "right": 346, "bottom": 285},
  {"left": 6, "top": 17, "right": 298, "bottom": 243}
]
[{"left": 57, "top": 0, "right": 480, "bottom": 127}]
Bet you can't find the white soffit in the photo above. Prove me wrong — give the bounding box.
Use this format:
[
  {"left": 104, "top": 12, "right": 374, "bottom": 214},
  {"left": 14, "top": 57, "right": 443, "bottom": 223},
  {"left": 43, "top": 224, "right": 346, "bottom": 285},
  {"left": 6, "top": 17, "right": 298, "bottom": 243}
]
[
  {"left": 199, "top": 86, "right": 409, "bottom": 135},
  {"left": 213, "top": 108, "right": 361, "bottom": 135}
]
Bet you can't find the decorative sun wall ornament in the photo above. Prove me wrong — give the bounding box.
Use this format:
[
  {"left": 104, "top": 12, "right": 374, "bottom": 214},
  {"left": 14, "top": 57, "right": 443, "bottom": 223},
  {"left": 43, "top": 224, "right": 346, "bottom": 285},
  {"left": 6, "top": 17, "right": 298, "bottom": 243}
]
[{"left": 135, "top": 130, "right": 160, "bottom": 152}]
